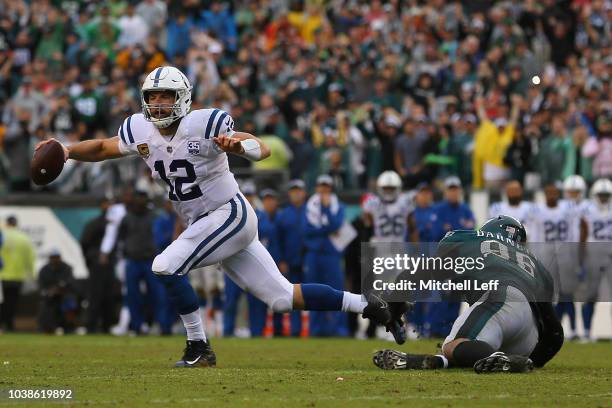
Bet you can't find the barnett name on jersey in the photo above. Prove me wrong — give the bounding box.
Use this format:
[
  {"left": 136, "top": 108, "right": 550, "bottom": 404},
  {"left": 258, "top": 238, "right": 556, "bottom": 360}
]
[
  {"left": 117, "top": 109, "right": 239, "bottom": 224},
  {"left": 363, "top": 192, "right": 414, "bottom": 242}
]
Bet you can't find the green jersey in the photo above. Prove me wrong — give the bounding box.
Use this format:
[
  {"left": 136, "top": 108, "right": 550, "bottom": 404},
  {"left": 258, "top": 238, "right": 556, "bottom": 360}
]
[{"left": 437, "top": 230, "right": 555, "bottom": 304}]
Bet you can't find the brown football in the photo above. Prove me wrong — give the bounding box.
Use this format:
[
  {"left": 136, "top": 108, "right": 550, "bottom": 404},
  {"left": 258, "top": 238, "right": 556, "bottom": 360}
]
[{"left": 31, "top": 140, "right": 65, "bottom": 185}]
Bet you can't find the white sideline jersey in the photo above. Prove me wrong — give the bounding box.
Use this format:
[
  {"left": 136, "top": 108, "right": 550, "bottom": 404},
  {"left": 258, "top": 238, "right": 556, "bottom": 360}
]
[
  {"left": 559, "top": 199, "right": 587, "bottom": 242},
  {"left": 582, "top": 200, "right": 612, "bottom": 242},
  {"left": 529, "top": 203, "right": 573, "bottom": 242},
  {"left": 363, "top": 192, "right": 414, "bottom": 242},
  {"left": 488, "top": 201, "right": 533, "bottom": 226},
  {"left": 117, "top": 109, "right": 239, "bottom": 224}
]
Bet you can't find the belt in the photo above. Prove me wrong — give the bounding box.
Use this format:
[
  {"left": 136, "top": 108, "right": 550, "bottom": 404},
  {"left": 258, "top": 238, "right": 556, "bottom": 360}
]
[
  {"left": 191, "top": 194, "right": 240, "bottom": 225},
  {"left": 192, "top": 211, "right": 211, "bottom": 224}
]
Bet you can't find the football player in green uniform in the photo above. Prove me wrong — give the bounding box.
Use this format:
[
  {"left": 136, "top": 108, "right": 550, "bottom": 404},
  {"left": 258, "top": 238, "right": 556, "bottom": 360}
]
[{"left": 373, "top": 216, "right": 563, "bottom": 373}]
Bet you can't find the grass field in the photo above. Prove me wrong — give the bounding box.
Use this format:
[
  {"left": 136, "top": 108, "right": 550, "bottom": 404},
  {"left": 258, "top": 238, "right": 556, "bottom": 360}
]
[{"left": 1, "top": 334, "right": 611, "bottom": 407}]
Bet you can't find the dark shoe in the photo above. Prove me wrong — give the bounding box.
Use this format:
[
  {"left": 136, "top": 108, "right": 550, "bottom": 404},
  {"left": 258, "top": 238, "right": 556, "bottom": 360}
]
[
  {"left": 175, "top": 340, "right": 217, "bottom": 368},
  {"left": 362, "top": 294, "right": 392, "bottom": 326},
  {"left": 373, "top": 349, "right": 443, "bottom": 370},
  {"left": 474, "top": 352, "right": 533, "bottom": 373}
]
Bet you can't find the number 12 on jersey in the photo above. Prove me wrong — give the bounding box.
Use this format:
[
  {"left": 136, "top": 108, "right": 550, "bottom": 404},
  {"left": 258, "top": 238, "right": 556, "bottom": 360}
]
[{"left": 154, "top": 159, "right": 203, "bottom": 201}]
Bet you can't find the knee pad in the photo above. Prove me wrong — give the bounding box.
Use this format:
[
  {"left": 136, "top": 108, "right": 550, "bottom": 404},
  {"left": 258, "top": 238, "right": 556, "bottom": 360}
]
[
  {"left": 152, "top": 254, "right": 172, "bottom": 276},
  {"left": 271, "top": 296, "right": 292, "bottom": 313}
]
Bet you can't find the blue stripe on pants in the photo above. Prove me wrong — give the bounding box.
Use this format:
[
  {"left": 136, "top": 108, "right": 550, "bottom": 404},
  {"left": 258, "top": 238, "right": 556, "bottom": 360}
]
[
  {"left": 190, "top": 194, "right": 248, "bottom": 269},
  {"left": 174, "top": 196, "right": 238, "bottom": 275}
]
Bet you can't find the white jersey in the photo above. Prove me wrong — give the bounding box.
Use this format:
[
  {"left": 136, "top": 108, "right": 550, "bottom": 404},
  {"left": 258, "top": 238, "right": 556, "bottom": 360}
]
[
  {"left": 117, "top": 109, "right": 239, "bottom": 224},
  {"left": 529, "top": 203, "right": 573, "bottom": 242},
  {"left": 488, "top": 201, "right": 533, "bottom": 226},
  {"left": 558, "top": 199, "right": 587, "bottom": 242},
  {"left": 582, "top": 200, "right": 612, "bottom": 242},
  {"left": 363, "top": 192, "right": 414, "bottom": 242}
]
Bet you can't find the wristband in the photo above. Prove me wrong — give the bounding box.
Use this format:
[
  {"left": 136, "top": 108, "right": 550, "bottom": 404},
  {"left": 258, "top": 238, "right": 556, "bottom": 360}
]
[{"left": 240, "top": 139, "right": 262, "bottom": 161}]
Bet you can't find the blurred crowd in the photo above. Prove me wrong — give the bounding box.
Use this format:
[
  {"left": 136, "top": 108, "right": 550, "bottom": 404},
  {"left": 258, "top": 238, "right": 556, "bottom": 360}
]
[{"left": 0, "top": 0, "right": 609, "bottom": 196}]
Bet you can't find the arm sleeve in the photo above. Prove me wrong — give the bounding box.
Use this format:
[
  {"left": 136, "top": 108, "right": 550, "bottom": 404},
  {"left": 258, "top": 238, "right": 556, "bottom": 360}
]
[
  {"left": 529, "top": 302, "right": 564, "bottom": 367},
  {"left": 117, "top": 115, "right": 139, "bottom": 156},
  {"left": 209, "top": 110, "right": 236, "bottom": 153}
]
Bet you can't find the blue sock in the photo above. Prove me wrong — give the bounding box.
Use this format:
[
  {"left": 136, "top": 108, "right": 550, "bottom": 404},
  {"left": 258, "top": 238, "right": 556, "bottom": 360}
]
[
  {"left": 157, "top": 274, "right": 199, "bottom": 315},
  {"left": 582, "top": 302, "right": 594, "bottom": 333},
  {"left": 555, "top": 302, "right": 565, "bottom": 319},
  {"left": 301, "top": 283, "right": 343, "bottom": 311},
  {"left": 212, "top": 294, "right": 223, "bottom": 310},
  {"left": 567, "top": 302, "right": 576, "bottom": 331}
]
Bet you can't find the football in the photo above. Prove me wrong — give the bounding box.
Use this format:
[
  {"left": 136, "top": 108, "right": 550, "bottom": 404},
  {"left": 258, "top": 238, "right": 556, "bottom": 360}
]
[{"left": 31, "top": 139, "right": 65, "bottom": 185}]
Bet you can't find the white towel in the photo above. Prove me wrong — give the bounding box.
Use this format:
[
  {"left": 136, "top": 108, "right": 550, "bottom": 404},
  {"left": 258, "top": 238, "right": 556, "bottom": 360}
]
[{"left": 306, "top": 193, "right": 340, "bottom": 228}]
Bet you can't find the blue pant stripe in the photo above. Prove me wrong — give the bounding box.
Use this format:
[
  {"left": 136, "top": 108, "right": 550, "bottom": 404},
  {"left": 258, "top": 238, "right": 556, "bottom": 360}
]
[
  {"left": 119, "top": 124, "right": 127, "bottom": 144},
  {"left": 204, "top": 109, "right": 219, "bottom": 139},
  {"left": 126, "top": 116, "right": 135, "bottom": 143},
  {"left": 190, "top": 194, "right": 248, "bottom": 269},
  {"left": 213, "top": 112, "right": 228, "bottom": 137},
  {"left": 174, "top": 196, "right": 238, "bottom": 274}
]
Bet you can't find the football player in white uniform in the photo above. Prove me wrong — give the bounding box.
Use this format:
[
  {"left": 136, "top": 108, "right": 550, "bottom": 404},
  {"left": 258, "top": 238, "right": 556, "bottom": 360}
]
[
  {"left": 362, "top": 171, "right": 414, "bottom": 243},
  {"left": 531, "top": 176, "right": 586, "bottom": 338},
  {"left": 360, "top": 171, "right": 413, "bottom": 339},
  {"left": 488, "top": 180, "right": 533, "bottom": 227},
  {"left": 36, "top": 66, "right": 404, "bottom": 366},
  {"left": 581, "top": 178, "right": 612, "bottom": 340}
]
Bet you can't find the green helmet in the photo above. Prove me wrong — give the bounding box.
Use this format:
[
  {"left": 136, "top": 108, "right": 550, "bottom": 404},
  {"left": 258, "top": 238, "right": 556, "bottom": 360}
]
[{"left": 480, "top": 215, "right": 527, "bottom": 243}]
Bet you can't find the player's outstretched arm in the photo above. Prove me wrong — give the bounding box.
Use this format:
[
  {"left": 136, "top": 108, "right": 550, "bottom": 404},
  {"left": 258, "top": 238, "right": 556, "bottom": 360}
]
[
  {"left": 213, "top": 132, "right": 271, "bottom": 161},
  {"left": 35, "top": 137, "right": 124, "bottom": 162}
]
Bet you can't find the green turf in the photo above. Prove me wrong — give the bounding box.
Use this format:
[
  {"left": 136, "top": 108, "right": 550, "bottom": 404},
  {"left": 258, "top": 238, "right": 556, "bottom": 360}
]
[{"left": 0, "top": 335, "right": 610, "bottom": 407}]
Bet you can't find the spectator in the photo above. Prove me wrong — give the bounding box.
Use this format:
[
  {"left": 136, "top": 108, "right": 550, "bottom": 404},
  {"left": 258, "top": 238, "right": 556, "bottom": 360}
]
[
  {"left": 166, "top": 12, "right": 194, "bottom": 61},
  {"left": 38, "top": 249, "right": 76, "bottom": 334},
  {"left": 71, "top": 75, "right": 107, "bottom": 135},
  {"left": 256, "top": 189, "right": 283, "bottom": 336},
  {"left": 473, "top": 94, "right": 522, "bottom": 190},
  {"left": 503, "top": 126, "right": 533, "bottom": 185},
  {"left": 583, "top": 112, "right": 612, "bottom": 179},
  {"left": 449, "top": 114, "right": 477, "bottom": 187},
  {"left": 537, "top": 115, "right": 574, "bottom": 185},
  {"left": 303, "top": 175, "right": 348, "bottom": 337},
  {"left": 277, "top": 179, "right": 307, "bottom": 337},
  {"left": 80, "top": 199, "right": 117, "bottom": 334},
  {"left": 118, "top": 191, "right": 170, "bottom": 334},
  {"left": 117, "top": 4, "right": 149, "bottom": 48},
  {"left": 0, "top": 215, "right": 35, "bottom": 331},
  {"left": 394, "top": 118, "right": 427, "bottom": 186},
  {"left": 433, "top": 176, "right": 476, "bottom": 240},
  {"left": 136, "top": 0, "right": 168, "bottom": 35},
  {"left": 407, "top": 183, "right": 441, "bottom": 243}
]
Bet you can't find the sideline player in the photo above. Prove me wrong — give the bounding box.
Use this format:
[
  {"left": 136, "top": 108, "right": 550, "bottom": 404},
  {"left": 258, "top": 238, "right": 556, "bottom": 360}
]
[
  {"left": 488, "top": 180, "right": 533, "bottom": 226},
  {"left": 373, "top": 216, "right": 563, "bottom": 373},
  {"left": 361, "top": 171, "right": 414, "bottom": 338},
  {"left": 35, "top": 66, "right": 405, "bottom": 366},
  {"left": 362, "top": 171, "right": 414, "bottom": 243},
  {"left": 581, "top": 178, "right": 612, "bottom": 340}
]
